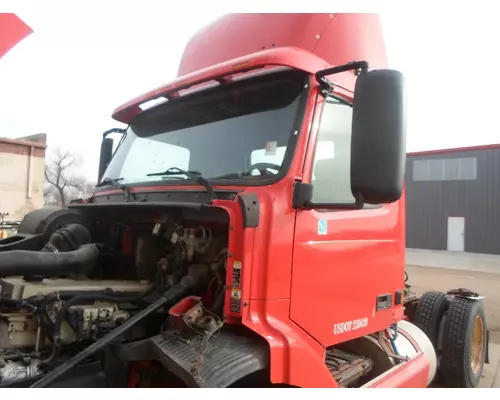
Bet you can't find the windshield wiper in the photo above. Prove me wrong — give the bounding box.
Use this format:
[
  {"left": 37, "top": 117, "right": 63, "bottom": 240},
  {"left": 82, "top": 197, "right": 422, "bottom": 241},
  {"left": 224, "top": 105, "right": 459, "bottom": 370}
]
[
  {"left": 146, "top": 167, "right": 215, "bottom": 202},
  {"left": 96, "top": 177, "right": 124, "bottom": 188},
  {"left": 96, "top": 177, "right": 135, "bottom": 202}
]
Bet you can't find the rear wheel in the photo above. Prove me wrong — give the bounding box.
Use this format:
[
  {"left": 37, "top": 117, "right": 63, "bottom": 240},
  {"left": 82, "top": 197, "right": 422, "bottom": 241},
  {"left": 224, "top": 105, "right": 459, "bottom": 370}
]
[
  {"left": 440, "top": 297, "right": 487, "bottom": 388},
  {"left": 413, "top": 291, "right": 450, "bottom": 348}
]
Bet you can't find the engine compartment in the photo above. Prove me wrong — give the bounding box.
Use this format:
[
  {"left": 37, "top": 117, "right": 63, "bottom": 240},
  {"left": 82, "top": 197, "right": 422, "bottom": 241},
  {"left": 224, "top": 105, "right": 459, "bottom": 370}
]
[
  {"left": 0, "top": 205, "right": 230, "bottom": 386},
  {"left": 0, "top": 204, "right": 436, "bottom": 389}
]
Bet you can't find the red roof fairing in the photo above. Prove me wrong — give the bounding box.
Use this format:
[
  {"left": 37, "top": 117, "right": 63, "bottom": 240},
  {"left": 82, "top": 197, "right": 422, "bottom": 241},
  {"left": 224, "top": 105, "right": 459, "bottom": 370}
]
[
  {"left": 0, "top": 13, "right": 33, "bottom": 61},
  {"left": 177, "top": 13, "right": 387, "bottom": 82},
  {"left": 112, "top": 13, "right": 388, "bottom": 124}
]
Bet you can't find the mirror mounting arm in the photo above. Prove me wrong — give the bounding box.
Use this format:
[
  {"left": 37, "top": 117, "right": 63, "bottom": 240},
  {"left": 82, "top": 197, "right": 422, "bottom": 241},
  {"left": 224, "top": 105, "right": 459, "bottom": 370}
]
[
  {"left": 301, "top": 199, "right": 365, "bottom": 211},
  {"left": 315, "top": 60, "right": 369, "bottom": 83},
  {"left": 316, "top": 60, "right": 369, "bottom": 99},
  {"left": 292, "top": 182, "right": 365, "bottom": 210},
  {"left": 102, "top": 127, "right": 127, "bottom": 140}
]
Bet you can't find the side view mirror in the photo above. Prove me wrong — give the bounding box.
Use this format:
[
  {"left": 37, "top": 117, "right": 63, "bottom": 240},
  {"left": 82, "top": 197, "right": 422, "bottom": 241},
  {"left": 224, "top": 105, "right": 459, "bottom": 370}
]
[
  {"left": 292, "top": 62, "right": 406, "bottom": 210},
  {"left": 97, "top": 128, "right": 127, "bottom": 183},
  {"left": 351, "top": 69, "right": 406, "bottom": 204},
  {"left": 97, "top": 137, "right": 114, "bottom": 183}
]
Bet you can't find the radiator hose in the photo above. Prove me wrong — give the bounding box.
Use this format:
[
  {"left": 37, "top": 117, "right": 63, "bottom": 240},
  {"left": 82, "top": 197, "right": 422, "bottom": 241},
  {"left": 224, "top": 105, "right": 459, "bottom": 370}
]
[
  {"left": 0, "top": 223, "right": 98, "bottom": 278},
  {"left": 0, "top": 244, "right": 99, "bottom": 277},
  {"left": 30, "top": 263, "right": 210, "bottom": 388}
]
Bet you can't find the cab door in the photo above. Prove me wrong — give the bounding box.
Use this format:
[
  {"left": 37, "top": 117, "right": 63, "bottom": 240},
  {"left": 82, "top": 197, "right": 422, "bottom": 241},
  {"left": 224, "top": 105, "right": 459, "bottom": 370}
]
[{"left": 290, "top": 96, "right": 405, "bottom": 346}]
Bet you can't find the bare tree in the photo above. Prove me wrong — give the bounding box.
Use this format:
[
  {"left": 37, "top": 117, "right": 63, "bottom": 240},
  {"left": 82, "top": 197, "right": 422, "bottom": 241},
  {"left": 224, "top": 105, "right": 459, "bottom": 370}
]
[
  {"left": 65, "top": 181, "right": 96, "bottom": 202},
  {"left": 44, "top": 147, "right": 89, "bottom": 207}
]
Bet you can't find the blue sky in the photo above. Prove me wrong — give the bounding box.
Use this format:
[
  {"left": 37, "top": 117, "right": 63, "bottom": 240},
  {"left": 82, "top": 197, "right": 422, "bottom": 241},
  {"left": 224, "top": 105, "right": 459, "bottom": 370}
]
[{"left": 1, "top": 2, "right": 499, "bottom": 181}]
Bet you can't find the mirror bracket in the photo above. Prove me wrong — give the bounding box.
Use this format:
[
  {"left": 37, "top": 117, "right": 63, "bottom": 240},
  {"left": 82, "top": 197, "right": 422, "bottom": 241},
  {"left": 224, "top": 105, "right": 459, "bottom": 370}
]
[
  {"left": 292, "top": 182, "right": 365, "bottom": 211},
  {"left": 316, "top": 61, "right": 369, "bottom": 94},
  {"left": 292, "top": 182, "right": 313, "bottom": 209},
  {"left": 102, "top": 127, "right": 126, "bottom": 140}
]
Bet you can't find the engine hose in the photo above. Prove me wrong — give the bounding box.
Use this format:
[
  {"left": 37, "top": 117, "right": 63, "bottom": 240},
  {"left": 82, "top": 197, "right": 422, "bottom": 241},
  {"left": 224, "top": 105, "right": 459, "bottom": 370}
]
[
  {"left": 51, "top": 286, "right": 156, "bottom": 344},
  {"left": 30, "top": 265, "right": 210, "bottom": 388},
  {"left": 0, "top": 244, "right": 99, "bottom": 278},
  {"left": 211, "top": 286, "right": 225, "bottom": 315},
  {"left": 0, "top": 297, "right": 19, "bottom": 308},
  {"left": 25, "top": 288, "right": 150, "bottom": 305}
]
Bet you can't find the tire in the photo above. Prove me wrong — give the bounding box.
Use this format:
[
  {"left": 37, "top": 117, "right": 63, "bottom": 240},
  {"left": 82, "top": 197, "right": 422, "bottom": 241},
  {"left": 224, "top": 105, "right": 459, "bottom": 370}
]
[
  {"left": 414, "top": 291, "right": 450, "bottom": 349},
  {"left": 440, "top": 297, "right": 487, "bottom": 388}
]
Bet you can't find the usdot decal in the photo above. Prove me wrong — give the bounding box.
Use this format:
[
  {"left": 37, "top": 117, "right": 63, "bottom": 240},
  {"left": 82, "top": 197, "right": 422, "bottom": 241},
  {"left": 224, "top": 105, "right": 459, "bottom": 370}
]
[
  {"left": 318, "top": 219, "right": 328, "bottom": 235},
  {"left": 333, "top": 317, "right": 369, "bottom": 335}
]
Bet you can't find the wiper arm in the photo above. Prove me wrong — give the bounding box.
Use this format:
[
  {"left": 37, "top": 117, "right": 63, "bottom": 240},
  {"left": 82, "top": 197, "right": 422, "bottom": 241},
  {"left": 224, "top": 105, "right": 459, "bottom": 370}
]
[
  {"left": 96, "top": 177, "right": 124, "bottom": 188},
  {"left": 96, "top": 177, "right": 135, "bottom": 202},
  {"left": 146, "top": 167, "right": 215, "bottom": 203}
]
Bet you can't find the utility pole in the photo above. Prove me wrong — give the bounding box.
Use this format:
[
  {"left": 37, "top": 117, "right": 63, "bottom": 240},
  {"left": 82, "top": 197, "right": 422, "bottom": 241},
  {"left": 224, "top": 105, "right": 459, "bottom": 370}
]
[
  {"left": 0, "top": 212, "right": 8, "bottom": 224},
  {"left": 0, "top": 212, "right": 9, "bottom": 239}
]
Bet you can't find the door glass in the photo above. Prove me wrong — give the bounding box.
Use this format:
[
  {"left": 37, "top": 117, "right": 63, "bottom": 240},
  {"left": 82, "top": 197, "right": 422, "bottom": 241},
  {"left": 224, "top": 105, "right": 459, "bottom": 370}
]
[{"left": 310, "top": 99, "right": 355, "bottom": 204}]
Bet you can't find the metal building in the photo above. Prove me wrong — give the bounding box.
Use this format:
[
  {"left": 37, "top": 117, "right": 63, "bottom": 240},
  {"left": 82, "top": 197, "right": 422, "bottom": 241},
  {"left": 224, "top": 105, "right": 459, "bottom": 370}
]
[{"left": 405, "top": 144, "right": 500, "bottom": 255}]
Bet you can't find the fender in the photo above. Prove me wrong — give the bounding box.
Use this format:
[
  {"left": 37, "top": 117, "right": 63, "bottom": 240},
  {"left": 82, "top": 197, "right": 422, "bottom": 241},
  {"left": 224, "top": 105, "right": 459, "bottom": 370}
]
[{"left": 109, "top": 330, "right": 270, "bottom": 387}]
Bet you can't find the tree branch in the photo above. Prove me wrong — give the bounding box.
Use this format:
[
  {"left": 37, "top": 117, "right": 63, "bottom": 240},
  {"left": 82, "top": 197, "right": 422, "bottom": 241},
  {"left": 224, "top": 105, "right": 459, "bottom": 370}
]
[{"left": 43, "top": 146, "right": 89, "bottom": 206}]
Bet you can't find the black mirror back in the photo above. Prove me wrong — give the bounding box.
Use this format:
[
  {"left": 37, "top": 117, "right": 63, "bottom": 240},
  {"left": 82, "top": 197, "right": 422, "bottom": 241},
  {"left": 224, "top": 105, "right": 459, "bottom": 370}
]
[
  {"left": 292, "top": 182, "right": 313, "bottom": 209},
  {"left": 97, "top": 137, "right": 114, "bottom": 183},
  {"left": 351, "top": 69, "right": 406, "bottom": 204}
]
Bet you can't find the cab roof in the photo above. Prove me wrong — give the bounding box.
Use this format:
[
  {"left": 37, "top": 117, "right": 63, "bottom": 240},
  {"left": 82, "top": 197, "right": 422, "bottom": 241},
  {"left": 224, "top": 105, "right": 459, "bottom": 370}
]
[{"left": 112, "top": 13, "right": 388, "bottom": 124}]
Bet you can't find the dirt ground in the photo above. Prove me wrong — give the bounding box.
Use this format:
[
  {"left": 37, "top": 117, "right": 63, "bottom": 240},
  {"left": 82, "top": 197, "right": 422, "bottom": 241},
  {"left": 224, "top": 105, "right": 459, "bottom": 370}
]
[{"left": 406, "top": 265, "right": 500, "bottom": 343}]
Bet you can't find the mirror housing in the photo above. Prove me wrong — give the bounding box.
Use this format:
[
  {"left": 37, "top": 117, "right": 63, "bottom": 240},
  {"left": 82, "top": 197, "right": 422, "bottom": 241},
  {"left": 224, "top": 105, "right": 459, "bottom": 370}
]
[
  {"left": 97, "top": 137, "right": 114, "bottom": 183},
  {"left": 97, "top": 127, "right": 127, "bottom": 183},
  {"left": 350, "top": 69, "right": 406, "bottom": 204}
]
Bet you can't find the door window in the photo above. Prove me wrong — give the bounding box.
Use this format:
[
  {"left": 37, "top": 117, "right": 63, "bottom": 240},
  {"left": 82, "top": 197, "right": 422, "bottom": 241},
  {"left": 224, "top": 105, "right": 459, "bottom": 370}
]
[{"left": 310, "top": 99, "right": 355, "bottom": 204}]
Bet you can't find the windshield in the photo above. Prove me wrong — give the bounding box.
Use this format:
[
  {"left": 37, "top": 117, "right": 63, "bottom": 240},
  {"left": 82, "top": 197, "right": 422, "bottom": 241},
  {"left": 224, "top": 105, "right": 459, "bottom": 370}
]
[{"left": 101, "top": 70, "right": 308, "bottom": 186}]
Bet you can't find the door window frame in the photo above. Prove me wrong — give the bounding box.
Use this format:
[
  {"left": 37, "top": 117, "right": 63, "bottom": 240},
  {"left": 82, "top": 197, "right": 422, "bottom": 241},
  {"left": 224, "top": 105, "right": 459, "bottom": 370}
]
[{"left": 302, "top": 92, "right": 381, "bottom": 211}]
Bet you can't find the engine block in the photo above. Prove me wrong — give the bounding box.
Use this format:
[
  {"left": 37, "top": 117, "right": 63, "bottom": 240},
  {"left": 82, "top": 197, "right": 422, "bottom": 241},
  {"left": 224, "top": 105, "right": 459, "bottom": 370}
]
[{"left": 0, "top": 278, "right": 153, "bottom": 349}]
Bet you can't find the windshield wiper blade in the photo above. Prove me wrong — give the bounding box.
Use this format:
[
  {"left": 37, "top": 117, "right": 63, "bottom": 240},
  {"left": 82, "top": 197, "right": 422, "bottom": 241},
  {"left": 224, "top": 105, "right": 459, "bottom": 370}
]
[
  {"left": 96, "top": 177, "right": 135, "bottom": 202},
  {"left": 146, "top": 167, "right": 215, "bottom": 203}
]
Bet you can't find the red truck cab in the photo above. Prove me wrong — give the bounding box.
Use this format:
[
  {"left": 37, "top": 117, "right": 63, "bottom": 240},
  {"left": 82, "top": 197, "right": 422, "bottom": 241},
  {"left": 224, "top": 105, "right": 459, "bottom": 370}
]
[
  {"left": 94, "top": 13, "right": 413, "bottom": 388},
  {"left": 1, "top": 13, "right": 485, "bottom": 389}
]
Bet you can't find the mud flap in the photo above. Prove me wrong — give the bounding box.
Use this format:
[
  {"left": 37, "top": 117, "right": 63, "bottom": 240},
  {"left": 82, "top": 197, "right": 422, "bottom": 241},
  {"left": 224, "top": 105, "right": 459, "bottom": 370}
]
[{"left": 110, "top": 330, "right": 269, "bottom": 387}]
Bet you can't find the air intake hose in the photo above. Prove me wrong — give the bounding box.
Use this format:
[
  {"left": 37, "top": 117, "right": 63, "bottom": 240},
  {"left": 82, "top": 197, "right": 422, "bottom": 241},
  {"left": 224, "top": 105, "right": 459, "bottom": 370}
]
[{"left": 0, "top": 223, "right": 98, "bottom": 278}]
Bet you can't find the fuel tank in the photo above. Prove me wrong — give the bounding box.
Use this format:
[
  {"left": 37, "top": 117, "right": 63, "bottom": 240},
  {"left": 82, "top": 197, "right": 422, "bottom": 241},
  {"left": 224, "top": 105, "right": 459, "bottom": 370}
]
[
  {"left": 391, "top": 320, "right": 437, "bottom": 386},
  {"left": 177, "top": 13, "right": 388, "bottom": 91},
  {"left": 348, "top": 320, "right": 437, "bottom": 387}
]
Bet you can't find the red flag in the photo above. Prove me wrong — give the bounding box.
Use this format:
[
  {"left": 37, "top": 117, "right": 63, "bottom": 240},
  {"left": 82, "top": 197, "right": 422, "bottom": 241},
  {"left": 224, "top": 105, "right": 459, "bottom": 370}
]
[{"left": 0, "top": 13, "right": 33, "bottom": 61}]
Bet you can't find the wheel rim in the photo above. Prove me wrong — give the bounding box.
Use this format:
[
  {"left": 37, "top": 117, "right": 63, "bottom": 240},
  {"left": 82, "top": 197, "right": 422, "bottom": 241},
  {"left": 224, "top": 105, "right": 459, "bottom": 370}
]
[{"left": 470, "top": 315, "right": 485, "bottom": 375}]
